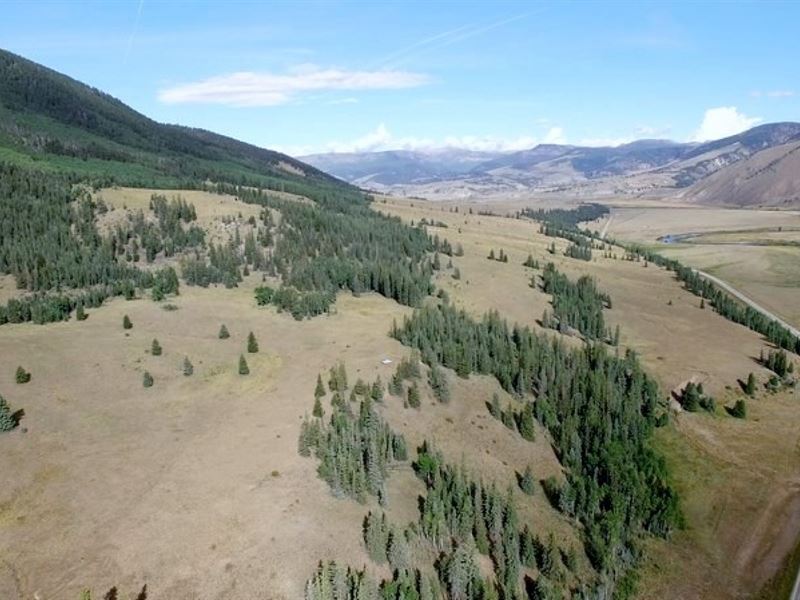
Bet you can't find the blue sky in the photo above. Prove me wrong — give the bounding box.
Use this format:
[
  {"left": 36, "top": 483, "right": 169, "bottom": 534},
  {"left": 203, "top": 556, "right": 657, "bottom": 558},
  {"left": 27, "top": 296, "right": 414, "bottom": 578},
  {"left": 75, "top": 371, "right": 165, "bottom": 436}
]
[{"left": 2, "top": 1, "right": 799, "bottom": 155}]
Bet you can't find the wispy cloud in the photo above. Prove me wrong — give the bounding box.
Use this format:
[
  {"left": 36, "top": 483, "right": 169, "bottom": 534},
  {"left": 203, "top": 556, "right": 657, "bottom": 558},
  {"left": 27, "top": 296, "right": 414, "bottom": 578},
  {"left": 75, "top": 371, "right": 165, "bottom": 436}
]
[
  {"left": 690, "top": 106, "right": 761, "bottom": 142},
  {"left": 374, "top": 11, "right": 535, "bottom": 69},
  {"left": 158, "top": 65, "right": 429, "bottom": 106},
  {"left": 750, "top": 89, "right": 795, "bottom": 98}
]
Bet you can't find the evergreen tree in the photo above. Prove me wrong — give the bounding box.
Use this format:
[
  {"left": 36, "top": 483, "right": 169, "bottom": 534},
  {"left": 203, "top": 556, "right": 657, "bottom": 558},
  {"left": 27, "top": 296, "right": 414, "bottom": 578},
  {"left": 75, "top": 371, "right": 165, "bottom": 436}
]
[
  {"left": 370, "top": 377, "right": 384, "bottom": 402},
  {"left": 247, "top": 331, "right": 259, "bottom": 353},
  {"left": 518, "top": 403, "right": 536, "bottom": 441},
  {"left": 218, "top": 324, "right": 230, "bottom": 339},
  {"left": 76, "top": 302, "right": 87, "bottom": 321},
  {"left": 520, "top": 466, "right": 535, "bottom": 495},
  {"left": 364, "top": 511, "right": 389, "bottom": 564},
  {"left": 428, "top": 364, "right": 450, "bottom": 403},
  {"left": 15, "top": 366, "right": 31, "bottom": 384},
  {"left": 183, "top": 356, "right": 194, "bottom": 376},
  {"left": 730, "top": 399, "right": 747, "bottom": 419},
  {"left": 387, "top": 528, "right": 411, "bottom": 573},
  {"left": 151, "top": 339, "right": 162, "bottom": 356},
  {"left": 745, "top": 372, "right": 756, "bottom": 396},
  {"left": 489, "top": 393, "right": 501, "bottom": 419},
  {"left": 239, "top": 354, "right": 250, "bottom": 375},
  {"left": 315, "top": 374, "right": 326, "bottom": 398},
  {"left": 123, "top": 315, "right": 133, "bottom": 329},
  {"left": 0, "top": 395, "right": 17, "bottom": 432},
  {"left": 312, "top": 396, "right": 324, "bottom": 418},
  {"left": 142, "top": 371, "right": 154, "bottom": 388},
  {"left": 407, "top": 382, "right": 421, "bottom": 409}
]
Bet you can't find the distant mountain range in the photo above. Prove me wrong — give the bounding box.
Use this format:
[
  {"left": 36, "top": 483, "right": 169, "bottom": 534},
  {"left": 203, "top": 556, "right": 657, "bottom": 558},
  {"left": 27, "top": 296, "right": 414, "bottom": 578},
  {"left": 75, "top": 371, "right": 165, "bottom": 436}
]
[{"left": 302, "top": 123, "right": 800, "bottom": 207}]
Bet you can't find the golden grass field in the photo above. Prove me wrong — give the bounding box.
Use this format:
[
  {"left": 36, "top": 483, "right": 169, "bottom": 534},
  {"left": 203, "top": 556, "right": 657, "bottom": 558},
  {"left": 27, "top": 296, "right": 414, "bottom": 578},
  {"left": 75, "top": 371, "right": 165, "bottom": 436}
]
[
  {"left": 598, "top": 206, "right": 800, "bottom": 330},
  {"left": 0, "top": 192, "right": 798, "bottom": 599}
]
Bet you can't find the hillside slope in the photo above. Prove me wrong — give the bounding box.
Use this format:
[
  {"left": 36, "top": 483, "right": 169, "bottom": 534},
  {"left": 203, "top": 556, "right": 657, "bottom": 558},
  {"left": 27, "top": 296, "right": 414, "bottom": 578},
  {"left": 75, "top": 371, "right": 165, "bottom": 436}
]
[
  {"left": 0, "top": 48, "right": 352, "bottom": 196},
  {"left": 679, "top": 140, "right": 800, "bottom": 208}
]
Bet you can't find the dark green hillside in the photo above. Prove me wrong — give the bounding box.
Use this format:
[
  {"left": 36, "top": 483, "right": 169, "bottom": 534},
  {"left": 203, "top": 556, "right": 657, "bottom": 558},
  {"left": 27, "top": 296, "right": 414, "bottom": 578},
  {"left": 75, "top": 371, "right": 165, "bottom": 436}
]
[{"left": 0, "top": 48, "right": 351, "bottom": 194}]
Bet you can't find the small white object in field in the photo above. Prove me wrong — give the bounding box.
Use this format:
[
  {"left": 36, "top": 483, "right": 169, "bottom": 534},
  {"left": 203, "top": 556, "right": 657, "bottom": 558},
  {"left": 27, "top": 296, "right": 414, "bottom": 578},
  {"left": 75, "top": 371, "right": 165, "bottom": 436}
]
[{"left": 381, "top": 358, "right": 393, "bottom": 365}]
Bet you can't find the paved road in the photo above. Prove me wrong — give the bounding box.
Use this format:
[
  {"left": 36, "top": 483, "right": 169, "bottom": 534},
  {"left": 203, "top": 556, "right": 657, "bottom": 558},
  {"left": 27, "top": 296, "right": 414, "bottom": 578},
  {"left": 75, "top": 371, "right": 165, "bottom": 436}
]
[{"left": 693, "top": 269, "right": 800, "bottom": 339}]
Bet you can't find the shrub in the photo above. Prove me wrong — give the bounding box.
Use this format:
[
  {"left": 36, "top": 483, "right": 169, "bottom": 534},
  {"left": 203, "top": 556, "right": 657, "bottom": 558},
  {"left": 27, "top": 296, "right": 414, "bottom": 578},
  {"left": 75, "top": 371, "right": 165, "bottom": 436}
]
[
  {"left": 239, "top": 354, "right": 250, "bottom": 375},
  {"left": 15, "top": 366, "right": 31, "bottom": 384},
  {"left": 151, "top": 339, "right": 162, "bottom": 356},
  {"left": 218, "top": 324, "right": 230, "bottom": 339},
  {"left": 143, "top": 371, "right": 154, "bottom": 387},
  {"left": 123, "top": 315, "right": 133, "bottom": 329},
  {"left": 183, "top": 356, "right": 194, "bottom": 376}
]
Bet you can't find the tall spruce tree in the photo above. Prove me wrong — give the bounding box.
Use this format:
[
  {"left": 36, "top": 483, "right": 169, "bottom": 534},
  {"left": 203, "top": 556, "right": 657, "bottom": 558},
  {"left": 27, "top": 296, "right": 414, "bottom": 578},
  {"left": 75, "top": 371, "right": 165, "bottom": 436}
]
[
  {"left": 0, "top": 395, "right": 16, "bottom": 432},
  {"left": 247, "top": 331, "right": 259, "bottom": 353}
]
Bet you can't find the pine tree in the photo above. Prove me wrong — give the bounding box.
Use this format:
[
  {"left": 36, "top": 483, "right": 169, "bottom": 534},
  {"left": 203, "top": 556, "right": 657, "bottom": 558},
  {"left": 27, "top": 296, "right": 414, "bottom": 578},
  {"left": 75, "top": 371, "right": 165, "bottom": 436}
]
[
  {"left": 518, "top": 403, "right": 536, "bottom": 441},
  {"left": 364, "top": 512, "right": 389, "bottom": 564},
  {"left": 247, "top": 331, "right": 259, "bottom": 353},
  {"left": 0, "top": 395, "right": 16, "bottom": 432},
  {"left": 520, "top": 466, "right": 536, "bottom": 495},
  {"left": 387, "top": 528, "right": 411, "bottom": 573},
  {"left": 337, "top": 362, "right": 348, "bottom": 390},
  {"left": 370, "top": 377, "right": 384, "bottom": 402},
  {"left": 15, "top": 366, "right": 31, "bottom": 384},
  {"left": 142, "top": 371, "right": 154, "bottom": 387},
  {"left": 312, "top": 396, "right": 324, "bottom": 418},
  {"left": 745, "top": 372, "right": 756, "bottom": 396},
  {"left": 730, "top": 398, "right": 747, "bottom": 419},
  {"left": 123, "top": 315, "right": 133, "bottom": 329},
  {"left": 489, "top": 393, "right": 501, "bottom": 419},
  {"left": 76, "top": 302, "right": 87, "bottom": 321},
  {"left": 239, "top": 354, "right": 250, "bottom": 375},
  {"left": 407, "top": 382, "right": 421, "bottom": 409},
  {"left": 315, "top": 374, "right": 326, "bottom": 398},
  {"left": 488, "top": 249, "right": 495, "bottom": 260},
  {"left": 218, "top": 324, "right": 230, "bottom": 339},
  {"left": 183, "top": 356, "right": 194, "bottom": 376},
  {"left": 151, "top": 339, "right": 162, "bottom": 356}
]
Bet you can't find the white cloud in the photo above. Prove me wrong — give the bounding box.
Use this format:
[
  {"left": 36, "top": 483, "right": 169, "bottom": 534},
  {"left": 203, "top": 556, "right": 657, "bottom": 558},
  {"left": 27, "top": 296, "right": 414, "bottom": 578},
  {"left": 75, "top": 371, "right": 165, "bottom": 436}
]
[
  {"left": 310, "top": 123, "right": 550, "bottom": 154},
  {"left": 691, "top": 106, "right": 762, "bottom": 142},
  {"left": 543, "top": 127, "right": 566, "bottom": 144},
  {"left": 158, "top": 65, "right": 429, "bottom": 106}
]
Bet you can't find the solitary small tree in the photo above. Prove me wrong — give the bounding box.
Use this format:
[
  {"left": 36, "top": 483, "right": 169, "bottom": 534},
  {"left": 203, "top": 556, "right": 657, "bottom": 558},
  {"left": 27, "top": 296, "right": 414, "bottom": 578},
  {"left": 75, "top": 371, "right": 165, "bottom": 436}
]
[
  {"left": 218, "top": 324, "right": 230, "bottom": 339},
  {"left": 151, "top": 339, "right": 162, "bottom": 356},
  {"left": 520, "top": 465, "right": 536, "bottom": 495},
  {"left": 183, "top": 356, "right": 194, "bottom": 376},
  {"left": 16, "top": 366, "right": 31, "bottom": 384},
  {"left": 745, "top": 372, "right": 756, "bottom": 396},
  {"left": 0, "top": 395, "right": 16, "bottom": 432},
  {"left": 238, "top": 354, "right": 250, "bottom": 375},
  {"left": 143, "top": 371, "right": 154, "bottom": 388},
  {"left": 247, "top": 331, "right": 259, "bottom": 353},
  {"left": 123, "top": 315, "right": 133, "bottom": 329},
  {"left": 730, "top": 398, "right": 747, "bottom": 419}
]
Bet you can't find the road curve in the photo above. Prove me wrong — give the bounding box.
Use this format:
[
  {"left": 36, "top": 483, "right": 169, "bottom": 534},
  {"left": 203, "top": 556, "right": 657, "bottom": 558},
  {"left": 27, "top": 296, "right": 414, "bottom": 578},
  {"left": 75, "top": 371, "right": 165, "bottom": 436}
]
[{"left": 693, "top": 269, "right": 800, "bottom": 340}]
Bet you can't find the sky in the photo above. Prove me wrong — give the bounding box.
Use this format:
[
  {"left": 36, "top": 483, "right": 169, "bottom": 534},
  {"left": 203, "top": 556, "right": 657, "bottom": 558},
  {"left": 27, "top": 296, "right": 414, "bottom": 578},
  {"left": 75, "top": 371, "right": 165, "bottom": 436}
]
[{"left": 1, "top": 0, "right": 799, "bottom": 156}]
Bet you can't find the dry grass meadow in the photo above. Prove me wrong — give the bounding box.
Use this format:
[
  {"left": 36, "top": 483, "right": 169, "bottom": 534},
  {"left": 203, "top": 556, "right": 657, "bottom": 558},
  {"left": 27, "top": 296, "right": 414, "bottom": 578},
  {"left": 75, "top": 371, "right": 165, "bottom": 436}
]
[{"left": 1, "top": 193, "right": 798, "bottom": 599}]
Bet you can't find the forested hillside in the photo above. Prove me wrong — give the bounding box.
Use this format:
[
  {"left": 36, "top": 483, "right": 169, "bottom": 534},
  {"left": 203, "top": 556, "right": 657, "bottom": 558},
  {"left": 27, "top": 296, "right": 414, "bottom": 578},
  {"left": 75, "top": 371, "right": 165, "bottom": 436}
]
[{"left": 0, "top": 49, "right": 350, "bottom": 192}]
